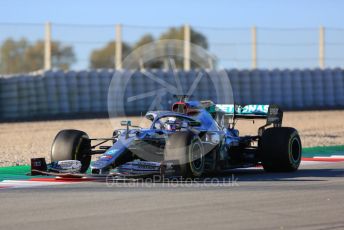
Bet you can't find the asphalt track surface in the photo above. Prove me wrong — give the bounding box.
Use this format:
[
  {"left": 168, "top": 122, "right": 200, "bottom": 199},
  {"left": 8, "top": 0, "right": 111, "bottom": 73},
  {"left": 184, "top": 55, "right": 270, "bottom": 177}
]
[{"left": 1, "top": 162, "right": 344, "bottom": 230}]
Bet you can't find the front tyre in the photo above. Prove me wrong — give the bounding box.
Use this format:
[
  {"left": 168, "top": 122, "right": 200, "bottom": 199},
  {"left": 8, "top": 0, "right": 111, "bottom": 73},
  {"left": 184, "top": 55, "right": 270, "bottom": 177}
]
[
  {"left": 164, "top": 131, "right": 205, "bottom": 178},
  {"left": 260, "top": 127, "right": 302, "bottom": 172},
  {"left": 51, "top": 129, "right": 91, "bottom": 173}
]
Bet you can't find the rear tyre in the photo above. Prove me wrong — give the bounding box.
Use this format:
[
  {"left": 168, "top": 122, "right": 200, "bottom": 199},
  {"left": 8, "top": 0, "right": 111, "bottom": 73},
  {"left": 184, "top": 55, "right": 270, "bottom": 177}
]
[
  {"left": 164, "top": 131, "right": 205, "bottom": 178},
  {"left": 260, "top": 127, "right": 302, "bottom": 172},
  {"left": 51, "top": 129, "right": 91, "bottom": 173}
]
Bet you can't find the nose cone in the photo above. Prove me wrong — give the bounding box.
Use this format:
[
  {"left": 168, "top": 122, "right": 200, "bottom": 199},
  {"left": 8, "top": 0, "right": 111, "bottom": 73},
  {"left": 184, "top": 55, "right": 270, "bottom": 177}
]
[{"left": 90, "top": 140, "right": 129, "bottom": 170}]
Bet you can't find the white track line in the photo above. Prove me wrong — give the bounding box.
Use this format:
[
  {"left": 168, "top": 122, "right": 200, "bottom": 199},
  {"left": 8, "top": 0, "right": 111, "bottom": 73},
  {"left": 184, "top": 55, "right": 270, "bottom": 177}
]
[{"left": 0, "top": 180, "right": 73, "bottom": 189}]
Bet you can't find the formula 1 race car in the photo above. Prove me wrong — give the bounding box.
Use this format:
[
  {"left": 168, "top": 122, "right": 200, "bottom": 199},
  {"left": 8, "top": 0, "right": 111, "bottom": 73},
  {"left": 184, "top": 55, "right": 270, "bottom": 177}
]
[{"left": 31, "top": 96, "right": 302, "bottom": 178}]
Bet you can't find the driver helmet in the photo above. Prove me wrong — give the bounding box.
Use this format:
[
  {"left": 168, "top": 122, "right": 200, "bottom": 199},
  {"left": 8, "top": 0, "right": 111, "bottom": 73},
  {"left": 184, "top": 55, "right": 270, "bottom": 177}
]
[{"left": 165, "top": 117, "right": 177, "bottom": 131}]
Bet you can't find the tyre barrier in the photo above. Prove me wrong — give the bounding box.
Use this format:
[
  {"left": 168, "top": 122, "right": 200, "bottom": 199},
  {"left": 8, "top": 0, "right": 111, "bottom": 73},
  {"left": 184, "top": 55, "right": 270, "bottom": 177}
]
[{"left": 0, "top": 68, "right": 343, "bottom": 120}]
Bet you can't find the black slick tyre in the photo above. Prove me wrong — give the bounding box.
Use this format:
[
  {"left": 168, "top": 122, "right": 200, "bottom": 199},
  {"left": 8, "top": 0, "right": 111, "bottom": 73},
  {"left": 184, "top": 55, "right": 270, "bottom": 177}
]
[
  {"left": 51, "top": 129, "right": 91, "bottom": 173},
  {"left": 260, "top": 127, "right": 302, "bottom": 172}
]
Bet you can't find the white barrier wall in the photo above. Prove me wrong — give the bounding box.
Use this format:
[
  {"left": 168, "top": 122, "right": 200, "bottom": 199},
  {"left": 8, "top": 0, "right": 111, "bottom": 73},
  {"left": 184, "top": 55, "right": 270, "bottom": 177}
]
[{"left": 0, "top": 69, "right": 343, "bottom": 119}]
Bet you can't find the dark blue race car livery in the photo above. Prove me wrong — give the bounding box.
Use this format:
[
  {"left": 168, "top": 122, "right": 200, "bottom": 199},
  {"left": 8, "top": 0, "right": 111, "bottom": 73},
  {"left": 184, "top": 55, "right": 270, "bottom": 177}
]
[{"left": 33, "top": 97, "right": 302, "bottom": 178}]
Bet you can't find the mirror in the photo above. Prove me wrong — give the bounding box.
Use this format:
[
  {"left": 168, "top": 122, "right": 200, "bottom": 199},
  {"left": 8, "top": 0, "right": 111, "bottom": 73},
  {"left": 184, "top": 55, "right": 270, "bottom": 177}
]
[
  {"left": 188, "top": 120, "right": 201, "bottom": 127},
  {"left": 121, "top": 120, "right": 131, "bottom": 126}
]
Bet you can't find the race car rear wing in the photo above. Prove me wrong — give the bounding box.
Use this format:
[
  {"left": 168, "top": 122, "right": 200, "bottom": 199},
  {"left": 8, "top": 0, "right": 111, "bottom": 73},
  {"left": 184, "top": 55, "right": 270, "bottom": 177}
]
[{"left": 214, "top": 104, "right": 283, "bottom": 126}]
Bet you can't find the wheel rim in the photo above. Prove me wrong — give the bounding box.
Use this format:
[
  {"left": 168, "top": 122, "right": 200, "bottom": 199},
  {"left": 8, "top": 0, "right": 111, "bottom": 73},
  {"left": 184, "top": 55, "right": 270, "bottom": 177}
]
[
  {"left": 290, "top": 138, "right": 301, "bottom": 163},
  {"left": 191, "top": 142, "right": 203, "bottom": 171}
]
